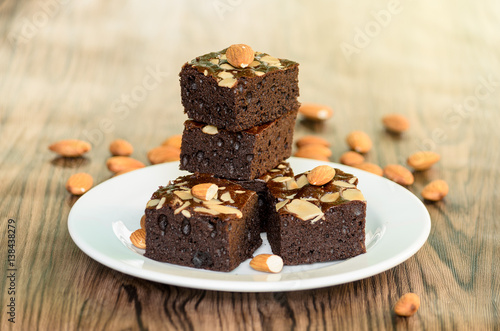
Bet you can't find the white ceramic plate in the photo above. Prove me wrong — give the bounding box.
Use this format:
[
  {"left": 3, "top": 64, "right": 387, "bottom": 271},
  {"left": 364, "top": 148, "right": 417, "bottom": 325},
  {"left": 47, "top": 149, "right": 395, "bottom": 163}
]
[{"left": 68, "top": 157, "right": 431, "bottom": 292}]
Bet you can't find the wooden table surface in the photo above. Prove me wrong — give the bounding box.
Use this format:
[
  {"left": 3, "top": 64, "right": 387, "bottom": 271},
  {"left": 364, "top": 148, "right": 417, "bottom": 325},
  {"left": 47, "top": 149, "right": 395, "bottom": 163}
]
[{"left": 1, "top": 0, "right": 499, "bottom": 329}]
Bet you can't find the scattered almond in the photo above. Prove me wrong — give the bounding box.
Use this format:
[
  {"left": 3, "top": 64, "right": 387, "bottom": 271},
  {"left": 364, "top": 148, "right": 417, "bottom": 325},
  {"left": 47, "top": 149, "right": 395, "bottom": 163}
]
[
  {"left": 49, "top": 139, "right": 91, "bottom": 157},
  {"left": 250, "top": 254, "right": 284, "bottom": 273},
  {"left": 226, "top": 44, "right": 255, "bottom": 68},
  {"left": 407, "top": 151, "right": 441, "bottom": 171},
  {"left": 339, "top": 151, "right": 365, "bottom": 166},
  {"left": 422, "top": 179, "right": 449, "bottom": 201},
  {"left": 65, "top": 173, "right": 93, "bottom": 195},
  {"left": 191, "top": 183, "right": 219, "bottom": 201},
  {"left": 382, "top": 114, "right": 410, "bottom": 133},
  {"left": 354, "top": 163, "right": 383, "bottom": 176},
  {"left": 346, "top": 131, "right": 372, "bottom": 153},
  {"left": 130, "top": 229, "right": 146, "bottom": 249},
  {"left": 109, "top": 139, "right": 133, "bottom": 156},
  {"left": 293, "top": 149, "right": 329, "bottom": 161},
  {"left": 307, "top": 165, "right": 336, "bottom": 186},
  {"left": 106, "top": 156, "right": 145, "bottom": 173},
  {"left": 295, "top": 135, "right": 330, "bottom": 148},
  {"left": 147, "top": 146, "right": 181, "bottom": 164},
  {"left": 113, "top": 168, "right": 137, "bottom": 177},
  {"left": 295, "top": 144, "right": 332, "bottom": 158},
  {"left": 383, "top": 164, "right": 415, "bottom": 186},
  {"left": 162, "top": 134, "right": 183, "bottom": 149},
  {"left": 140, "top": 214, "right": 146, "bottom": 230},
  {"left": 394, "top": 293, "right": 420, "bottom": 317},
  {"left": 298, "top": 103, "right": 334, "bottom": 121}
]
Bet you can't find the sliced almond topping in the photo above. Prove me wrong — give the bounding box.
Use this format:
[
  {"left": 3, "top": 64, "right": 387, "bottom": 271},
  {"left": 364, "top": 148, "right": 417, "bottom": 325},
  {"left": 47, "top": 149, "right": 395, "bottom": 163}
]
[
  {"left": 174, "top": 190, "right": 193, "bottom": 200},
  {"left": 248, "top": 60, "right": 260, "bottom": 68},
  {"left": 275, "top": 199, "right": 289, "bottom": 211},
  {"left": 220, "top": 192, "right": 234, "bottom": 203},
  {"left": 217, "top": 71, "right": 234, "bottom": 79},
  {"left": 261, "top": 174, "right": 272, "bottom": 182},
  {"left": 332, "top": 180, "right": 356, "bottom": 188},
  {"left": 209, "top": 58, "right": 219, "bottom": 65},
  {"left": 219, "top": 63, "right": 234, "bottom": 70},
  {"left": 285, "top": 194, "right": 296, "bottom": 199},
  {"left": 203, "top": 70, "right": 208, "bottom": 76},
  {"left": 175, "top": 181, "right": 188, "bottom": 187},
  {"left": 202, "top": 125, "right": 219, "bottom": 135},
  {"left": 181, "top": 210, "right": 191, "bottom": 218},
  {"left": 269, "top": 169, "right": 281, "bottom": 172},
  {"left": 296, "top": 175, "right": 309, "bottom": 189},
  {"left": 208, "top": 204, "right": 243, "bottom": 218},
  {"left": 218, "top": 77, "right": 237, "bottom": 88},
  {"left": 260, "top": 55, "right": 280, "bottom": 65},
  {"left": 191, "top": 183, "right": 219, "bottom": 201},
  {"left": 320, "top": 192, "right": 340, "bottom": 203},
  {"left": 202, "top": 199, "right": 223, "bottom": 205},
  {"left": 174, "top": 201, "right": 191, "bottom": 215},
  {"left": 254, "top": 71, "right": 265, "bottom": 76},
  {"left": 156, "top": 197, "right": 166, "bottom": 209},
  {"left": 193, "top": 206, "right": 220, "bottom": 216},
  {"left": 277, "top": 164, "right": 287, "bottom": 169},
  {"left": 286, "top": 179, "right": 299, "bottom": 190},
  {"left": 147, "top": 199, "right": 160, "bottom": 208},
  {"left": 342, "top": 189, "right": 366, "bottom": 201},
  {"left": 272, "top": 176, "right": 292, "bottom": 183},
  {"left": 285, "top": 199, "right": 324, "bottom": 221},
  {"left": 348, "top": 177, "right": 358, "bottom": 184},
  {"left": 234, "top": 190, "right": 246, "bottom": 194}
]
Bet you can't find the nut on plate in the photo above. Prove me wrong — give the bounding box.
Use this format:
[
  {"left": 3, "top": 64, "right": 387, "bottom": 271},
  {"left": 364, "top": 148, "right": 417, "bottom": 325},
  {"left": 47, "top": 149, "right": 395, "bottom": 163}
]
[
  {"left": 66, "top": 172, "right": 93, "bottom": 195},
  {"left": 307, "top": 165, "right": 336, "bottom": 186},
  {"left": 250, "top": 254, "right": 284, "bottom": 273},
  {"left": 394, "top": 293, "right": 420, "bottom": 317},
  {"left": 298, "top": 103, "right": 334, "bottom": 121},
  {"left": 130, "top": 229, "right": 146, "bottom": 249},
  {"left": 226, "top": 44, "right": 255, "bottom": 68},
  {"left": 49, "top": 139, "right": 91, "bottom": 157}
]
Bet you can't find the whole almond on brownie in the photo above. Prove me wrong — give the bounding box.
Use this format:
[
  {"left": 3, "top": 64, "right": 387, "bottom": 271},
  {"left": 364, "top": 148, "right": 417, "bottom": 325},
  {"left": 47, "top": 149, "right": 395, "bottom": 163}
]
[
  {"left": 307, "top": 165, "right": 336, "bottom": 186},
  {"left": 226, "top": 44, "right": 254, "bottom": 68}
]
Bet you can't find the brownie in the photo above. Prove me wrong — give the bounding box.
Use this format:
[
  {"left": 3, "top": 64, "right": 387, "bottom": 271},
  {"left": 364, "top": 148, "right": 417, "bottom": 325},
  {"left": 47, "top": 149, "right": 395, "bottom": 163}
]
[
  {"left": 144, "top": 173, "right": 261, "bottom": 272},
  {"left": 266, "top": 167, "right": 367, "bottom": 265},
  {"left": 179, "top": 48, "right": 300, "bottom": 132},
  {"left": 231, "top": 162, "right": 294, "bottom": 232},
  {"left": 180, "top": 109, "right": 297, "bottom": 180}
]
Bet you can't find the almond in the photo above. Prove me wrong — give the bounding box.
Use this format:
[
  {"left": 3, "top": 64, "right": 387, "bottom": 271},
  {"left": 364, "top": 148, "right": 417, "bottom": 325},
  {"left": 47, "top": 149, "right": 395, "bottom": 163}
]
[
  {"left": 106, "top": 156, "right": 145, "bottom": 173},
  {"left": 382, "top": 114, "right": 410, "bottom": 133},
  {"left": 147, "top": 146, "right": 181, "bottom": 164},
  {"left": 109, "top": 139, "right": 133, "bottom": 156},
  {"left": 295, "top": 135, "right": 330, "bottom": 148},
  {"left": 162, "top": 134, "right": 183, "bottom": 149},
  {"left": 421, "top": 179, "right": 449, "bottom": 201},
  {"left": 339, "top": 151, "right": 365, "bottom": 166},
  {"left": 354, "top": 162, "right": 383, "bottom": 176},
  {"left": 394, "top": 293, "right": 420, "bottom": 317},
  {"left": 346, "top": 131, "right": 372, "bottom": 153},
  {"left": 49, "top": 139, "right": 91, "bottom": 157},
  {"left": 307, "top": 165, "right": 336, "bottom": 186},
  {"left": 65, "top": 173, "right": 93, "bottom": 195},
  {"left": 298, "top": 103, "right": 334, "bottom": 121},
  {"left": 383, "top": 164, "right": 414, "bottom": 186},
  {"left": 191, "top": 183, "right": 219, "bottom": 201},
  {"left": 249, "top": 254, "right": 284, "bottom": 273},
  {"left": 294, "top": 145, "right": 331, "bottom": 161},
  {"left": 407, "top": 151, "right": 441, "bottom": 171},
  {"left": 130, "top": 229, "right": 146, "bottom": 249},
  {"left": 226, "top": 44, "right": 255, "bottom": 68},
  {"left": 140, "top": 214, "right": 146, "bottom": 230}
]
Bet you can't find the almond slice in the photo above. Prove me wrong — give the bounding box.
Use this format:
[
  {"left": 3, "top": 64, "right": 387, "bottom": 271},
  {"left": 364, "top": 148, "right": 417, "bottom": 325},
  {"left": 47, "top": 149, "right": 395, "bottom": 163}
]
[
  {"left": 320, "top": 192, "right": 340, "bottom": 203},
  {"left": 285, "top": 199, "right": 324, "bottom": 222},
  {"left": 342, "top": 189, "right": 366, "bottom": 201},
  {"left": 250, "top": 254, "right": 283, "bottom": 273},
  {"left": 207, "top": 204, "right": 243, "bottom": 218}
]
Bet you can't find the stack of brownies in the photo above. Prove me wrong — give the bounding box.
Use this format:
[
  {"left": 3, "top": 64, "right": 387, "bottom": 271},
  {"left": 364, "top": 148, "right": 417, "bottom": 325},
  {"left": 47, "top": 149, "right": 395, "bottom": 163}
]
[{"left": 143, "top": 45, "right": 367, "bottom": 272}]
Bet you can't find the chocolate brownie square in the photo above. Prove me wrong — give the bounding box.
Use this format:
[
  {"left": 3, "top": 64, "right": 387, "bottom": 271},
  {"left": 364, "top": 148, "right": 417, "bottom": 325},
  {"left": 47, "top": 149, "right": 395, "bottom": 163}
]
[
  {"left": 266, "top": 166, "right": 367, "bottom": 265},
  {"left": 180, "top": 109, "right": 297, "bottom": 180},
  {"left": 179, "top": 48, "right": 300, "bottom": 132},
  {"left": 144, "top": 173, "right": 261, "bottom": 272}
]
